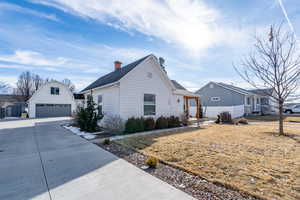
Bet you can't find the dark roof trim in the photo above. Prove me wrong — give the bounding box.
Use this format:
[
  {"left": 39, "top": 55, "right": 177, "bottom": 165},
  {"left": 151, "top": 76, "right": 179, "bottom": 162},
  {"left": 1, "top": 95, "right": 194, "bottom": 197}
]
[{"left": 171, "top": 80, "right": 186, "bottom": 90}]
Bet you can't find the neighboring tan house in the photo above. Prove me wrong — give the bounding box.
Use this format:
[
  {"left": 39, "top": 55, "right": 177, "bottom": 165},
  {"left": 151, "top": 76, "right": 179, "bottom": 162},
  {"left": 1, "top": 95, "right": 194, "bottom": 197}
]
[
  {"left": 28, "top": 81, "right": 77, "bottom": 118},
  {"left": 81, "top": 54, "right": 200, "bottom": 120},
  {"left": 195, "top": 82, "right": 276, "bottom": 118}
]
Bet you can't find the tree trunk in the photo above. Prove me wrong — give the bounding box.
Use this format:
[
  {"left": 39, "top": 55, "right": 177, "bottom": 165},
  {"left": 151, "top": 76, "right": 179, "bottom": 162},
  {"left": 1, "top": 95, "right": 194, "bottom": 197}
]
[{"left": 278, "top": 102, "right": 284, "bottom": 135}]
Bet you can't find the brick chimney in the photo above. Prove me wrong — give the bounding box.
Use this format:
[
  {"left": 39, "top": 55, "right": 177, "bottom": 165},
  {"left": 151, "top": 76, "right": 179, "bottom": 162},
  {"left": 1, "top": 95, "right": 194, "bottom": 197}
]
[{"left": 114, "top": 61, "right": 122, "bottom": 70}]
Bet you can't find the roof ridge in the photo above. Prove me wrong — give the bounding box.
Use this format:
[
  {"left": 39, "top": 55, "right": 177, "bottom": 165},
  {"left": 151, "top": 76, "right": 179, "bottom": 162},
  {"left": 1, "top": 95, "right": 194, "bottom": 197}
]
[{"left": 216, "top": 82, "right": 251, "bottom": 95}]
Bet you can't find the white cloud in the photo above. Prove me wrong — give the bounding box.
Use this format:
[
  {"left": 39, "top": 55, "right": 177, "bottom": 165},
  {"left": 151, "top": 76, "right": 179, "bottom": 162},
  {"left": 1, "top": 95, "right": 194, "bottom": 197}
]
[
  {"left": 0, "top": 50, "right": 69, "bottom": 66},
  {"left": 30, "top": 0, "right": 248, "bottom": 55},
  {"left": 0, "top": 2, "right": 60, "bottom": 22},
  {"left": 0, "top": 63, "right": 34, "bottom": 70},
  {"left": 0, "top": 76, "right": 17, "bottom": 88}
]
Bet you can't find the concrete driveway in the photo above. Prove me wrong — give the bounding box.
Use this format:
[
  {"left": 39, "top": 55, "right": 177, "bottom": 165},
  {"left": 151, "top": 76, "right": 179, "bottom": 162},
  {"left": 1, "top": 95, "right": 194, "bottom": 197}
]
[{"left": 0, "top": 118, "right": 195, "bottom": 200}]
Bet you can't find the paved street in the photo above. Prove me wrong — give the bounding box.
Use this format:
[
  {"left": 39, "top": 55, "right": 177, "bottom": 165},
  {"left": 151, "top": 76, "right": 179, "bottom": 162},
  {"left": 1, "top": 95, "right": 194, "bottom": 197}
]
[{"left": 0, "top": 118, "right": 195, "bottom": 200}]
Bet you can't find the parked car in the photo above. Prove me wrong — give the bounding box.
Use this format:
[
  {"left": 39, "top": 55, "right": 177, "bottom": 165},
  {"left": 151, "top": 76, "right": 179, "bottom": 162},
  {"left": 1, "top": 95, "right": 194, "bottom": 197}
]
[{"left": 284, "top": 104, "right": 300, "bottom": 114}]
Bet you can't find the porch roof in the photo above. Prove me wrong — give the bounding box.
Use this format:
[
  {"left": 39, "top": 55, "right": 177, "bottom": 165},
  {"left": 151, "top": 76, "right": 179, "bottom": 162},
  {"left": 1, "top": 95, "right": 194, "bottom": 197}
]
[{"left": 173, "top": 89, "right": 200, "bottom": 98}]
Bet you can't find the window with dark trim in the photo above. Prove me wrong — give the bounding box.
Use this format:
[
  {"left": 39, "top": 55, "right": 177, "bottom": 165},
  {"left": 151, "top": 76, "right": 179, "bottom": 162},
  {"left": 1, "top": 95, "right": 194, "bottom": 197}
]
[
  {"left": 50, "top": 87, "right": 59, "bottom": 95},
  {"left": 144, "top": 94, "right": 156, "bottom": 116},
  {"left": 211, "top": 97, "right": 220, "bottom": 101}
]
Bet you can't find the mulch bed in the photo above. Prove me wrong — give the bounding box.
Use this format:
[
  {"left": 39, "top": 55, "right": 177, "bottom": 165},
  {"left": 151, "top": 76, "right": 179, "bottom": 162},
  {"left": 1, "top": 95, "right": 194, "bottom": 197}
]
[{"left": 96, "top": 142, "right": 259, "bottom": 200}]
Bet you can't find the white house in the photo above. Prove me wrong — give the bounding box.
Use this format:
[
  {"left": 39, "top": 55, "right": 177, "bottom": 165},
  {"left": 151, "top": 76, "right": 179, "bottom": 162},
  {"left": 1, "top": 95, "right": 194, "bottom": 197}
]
[
  {"left": 81, "top": 54, "right": 200, "bottom": 120},
  {"left": 28, "top": 81, "right": 77, "bottom": 118}
]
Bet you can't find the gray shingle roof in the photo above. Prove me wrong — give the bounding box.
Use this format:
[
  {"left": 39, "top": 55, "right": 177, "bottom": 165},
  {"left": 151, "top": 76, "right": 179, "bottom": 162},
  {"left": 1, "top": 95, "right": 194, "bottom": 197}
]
[
  {"left": 217, "top": 82, "right": 252, "bottom": 95},
  {"left": 81, "top": 55, "right": 151, "bottom": 92},
  {"left": 171, "top": 80, "right": 186, "bottom": 90},
  {"left": 248, "top": 88, "right": 273, "bottom": 96}
]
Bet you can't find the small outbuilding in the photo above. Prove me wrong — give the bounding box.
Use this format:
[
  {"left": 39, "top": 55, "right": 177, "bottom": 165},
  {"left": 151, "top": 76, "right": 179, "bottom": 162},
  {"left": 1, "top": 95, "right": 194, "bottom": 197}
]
[{"left": 28, "top": 81, "right": 76, "bottom": 118}]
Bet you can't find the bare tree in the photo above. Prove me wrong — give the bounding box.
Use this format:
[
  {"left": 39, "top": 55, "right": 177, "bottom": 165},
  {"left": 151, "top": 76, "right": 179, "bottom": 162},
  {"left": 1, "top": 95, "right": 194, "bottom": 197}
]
[
  {"left": 16, "top": 71, "right": 34, "bottom": 101},
  {"left": 61, "top": 78, "right": 76, "bottom": 92},
  {"left": 32, "top": 74, "right": 43, "bottom": 91},
  {"left": 235, "top": 24, "right": 300, "bottom": 135},
  {"left": 16, "top": 71, "right": 46, "bottom": 101}
]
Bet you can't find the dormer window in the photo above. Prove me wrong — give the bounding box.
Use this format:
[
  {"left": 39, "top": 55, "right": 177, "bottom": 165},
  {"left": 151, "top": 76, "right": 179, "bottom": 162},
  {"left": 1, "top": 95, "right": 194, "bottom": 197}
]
[{"left": 51, "top": 87, "right": 59, "bottom": 95}]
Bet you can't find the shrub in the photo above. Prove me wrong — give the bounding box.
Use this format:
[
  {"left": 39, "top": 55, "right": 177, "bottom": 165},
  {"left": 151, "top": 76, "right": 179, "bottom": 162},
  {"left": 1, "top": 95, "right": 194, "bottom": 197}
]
[
  {"left": 218, "top": 112, "right": 232, "bottom": 124},
  {"left": 168, "top": 116, "right": 181, "bottom": 128},
  {"left": 238, "top": 117, "right": 248, "bottom": 124},
  {"left": 215, "top": 115, "right": 220, "bottom": 124},
  {"left": 102, "top": 138, "right": 111, "bottom": 145},
  {"left": 145, "top": 156, "right": 158, "bottom": 168},
  {"left": 233, "top": 117, "right": 248, "bottom": 125},
  {"left": 136, "top": 117, "right": 145, "bottom": 132},
  {"left": 125, "top": 117, "right": 137, "bottom": 133},
  {"left": 144, "top": 117, "right": 156, "bottom": 131},
  {"left": 155, "top": 116, "right": 168, "bottom": 129},
  {"left": 180, "top": 114, "right": 189, "bottom": 126},
  {"left": 125, "top": 117, "right": 145, "bottom": 133},
  {"left": 75, "top": 107, "right": 88, "bottom": 131},
  {"left": 75, "top": 95, "right": 103, "bottom": 132},
  {"left": 102, "top": 114, "right": 125, "bottom": 135}
]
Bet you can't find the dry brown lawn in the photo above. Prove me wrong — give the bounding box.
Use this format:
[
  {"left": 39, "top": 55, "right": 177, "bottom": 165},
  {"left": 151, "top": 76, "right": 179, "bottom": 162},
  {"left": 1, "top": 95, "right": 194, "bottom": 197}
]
[{"left": 116, "top": 123, "right": 300, "bottom": 200}]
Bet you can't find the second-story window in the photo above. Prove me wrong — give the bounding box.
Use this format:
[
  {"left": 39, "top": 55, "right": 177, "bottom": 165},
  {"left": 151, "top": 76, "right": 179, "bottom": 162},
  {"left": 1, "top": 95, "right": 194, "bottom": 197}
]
[{"left": 51, "top": 87, "right": 59, "bottom": 95}]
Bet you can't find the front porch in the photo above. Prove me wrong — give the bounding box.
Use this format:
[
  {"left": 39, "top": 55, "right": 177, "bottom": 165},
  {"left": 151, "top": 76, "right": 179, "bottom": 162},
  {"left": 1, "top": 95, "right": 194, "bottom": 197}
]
[
  {"left": 183, "top": 96, "right": 202, "bottom": 121},
  {"left": 245, "top": 95, "right": 272, "bottom": 116}
]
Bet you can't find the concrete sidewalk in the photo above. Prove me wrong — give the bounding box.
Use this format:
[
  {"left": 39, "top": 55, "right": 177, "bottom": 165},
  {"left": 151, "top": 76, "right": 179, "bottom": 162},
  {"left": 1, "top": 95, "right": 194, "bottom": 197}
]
[{"left": 0, "top": 118, "right": 195, "bottom": 200}]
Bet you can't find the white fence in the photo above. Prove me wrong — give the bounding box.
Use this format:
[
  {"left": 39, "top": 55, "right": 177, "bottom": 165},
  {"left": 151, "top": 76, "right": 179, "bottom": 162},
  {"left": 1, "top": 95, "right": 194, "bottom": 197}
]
[{"left": 202, "top": 105, "right": 245, "bottom": 118}]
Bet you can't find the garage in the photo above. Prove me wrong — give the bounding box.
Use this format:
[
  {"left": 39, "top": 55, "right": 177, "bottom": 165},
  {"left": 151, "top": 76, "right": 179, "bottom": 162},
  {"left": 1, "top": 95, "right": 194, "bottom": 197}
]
[
  {"left": 36, "top": 104, "right": 71, "bottom": 118},
  {"left": 28, "top": 81, "right": 77, "bottom": 118}
]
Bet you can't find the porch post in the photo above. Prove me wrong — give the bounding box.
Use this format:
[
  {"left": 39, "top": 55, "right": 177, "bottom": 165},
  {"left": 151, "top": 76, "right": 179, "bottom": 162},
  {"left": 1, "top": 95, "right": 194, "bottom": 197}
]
[
  {"left": 184, "top": 96, "right": 189, "bottom": 118},
  {"left": 195, "top": 97, "right": 199, "bottom": 119}
]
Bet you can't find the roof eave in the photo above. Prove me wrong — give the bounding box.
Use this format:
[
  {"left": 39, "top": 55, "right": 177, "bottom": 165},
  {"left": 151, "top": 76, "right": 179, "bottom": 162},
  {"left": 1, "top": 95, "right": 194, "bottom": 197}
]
[
  {"left": 174, "top": 89, "right": 200, "bottom": 97},
  {"left": 80, "top": 81, "right": 119, "bottom": 94}
]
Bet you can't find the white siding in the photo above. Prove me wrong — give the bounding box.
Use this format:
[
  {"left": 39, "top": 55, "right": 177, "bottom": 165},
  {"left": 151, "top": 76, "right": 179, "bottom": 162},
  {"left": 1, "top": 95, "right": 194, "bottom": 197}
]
[
  {"left": 203, "top": 105, "right": 245, "bottom": 118},
  {"left": 28, "top": 82, "right": 76, "bottom": 118},
  {"left": 119, "top": 57, "right": 183, "bottom": 119},
  {"left": 75, "top": 99, "right": 85, "bottom": 108},
  {"left": 85, "top": 85, "right": 120, "bottom": 116}
]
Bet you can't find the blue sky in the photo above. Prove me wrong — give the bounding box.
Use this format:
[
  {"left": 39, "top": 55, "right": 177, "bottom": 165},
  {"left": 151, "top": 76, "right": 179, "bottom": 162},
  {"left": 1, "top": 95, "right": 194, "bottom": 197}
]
[{"left": 0, "top": 0, "right": 299, "bottom": 92}]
